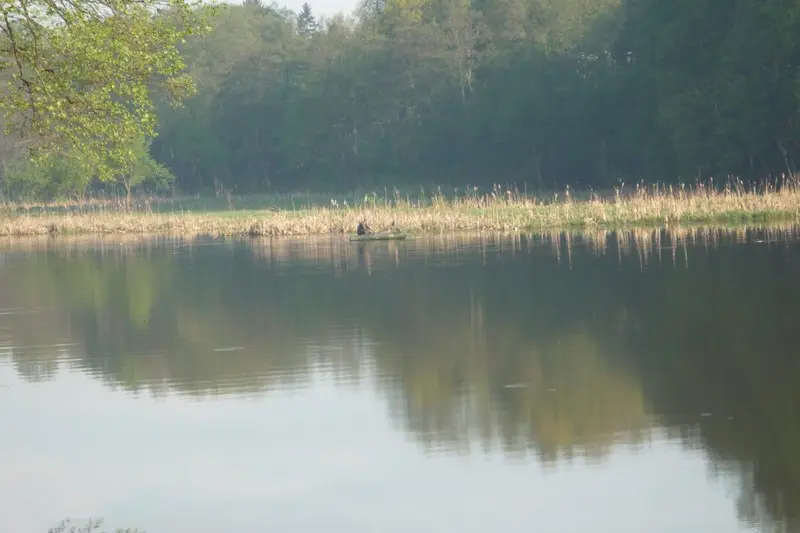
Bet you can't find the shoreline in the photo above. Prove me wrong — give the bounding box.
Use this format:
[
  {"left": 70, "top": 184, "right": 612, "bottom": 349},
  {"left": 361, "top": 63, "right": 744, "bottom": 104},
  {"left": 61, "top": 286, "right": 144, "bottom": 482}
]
[{"left": 1, "top": 186, "right": 800, "bottom": 237}]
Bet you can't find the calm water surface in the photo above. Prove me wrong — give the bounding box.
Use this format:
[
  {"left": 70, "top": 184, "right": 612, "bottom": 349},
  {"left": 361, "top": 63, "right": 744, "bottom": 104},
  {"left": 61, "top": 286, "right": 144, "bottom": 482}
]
[{"left": 1, "top": 228, "right": 799, "bottom": 533}]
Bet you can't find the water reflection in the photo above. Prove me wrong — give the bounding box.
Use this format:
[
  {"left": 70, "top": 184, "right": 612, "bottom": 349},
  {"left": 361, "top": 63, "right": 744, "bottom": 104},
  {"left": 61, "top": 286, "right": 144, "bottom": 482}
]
[{"left": 1, "top": 225, "right": 799, "bottom": 532}]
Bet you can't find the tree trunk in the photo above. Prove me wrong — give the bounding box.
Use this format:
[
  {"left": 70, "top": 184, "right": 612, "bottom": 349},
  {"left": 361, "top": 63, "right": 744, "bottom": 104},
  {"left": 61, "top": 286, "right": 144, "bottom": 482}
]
[{"left": 124, "top": 178, "right": 132, "bottom": 207}]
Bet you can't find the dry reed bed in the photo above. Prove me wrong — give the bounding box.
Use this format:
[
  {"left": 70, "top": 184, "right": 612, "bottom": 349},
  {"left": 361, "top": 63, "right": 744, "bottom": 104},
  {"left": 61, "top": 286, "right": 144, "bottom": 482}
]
[{"left": 2, "top": 184, "right": 800, "bottom": 237}]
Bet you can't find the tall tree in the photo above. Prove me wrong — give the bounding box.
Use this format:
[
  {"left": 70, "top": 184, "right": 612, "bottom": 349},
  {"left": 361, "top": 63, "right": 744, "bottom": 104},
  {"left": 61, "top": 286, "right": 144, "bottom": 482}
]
[
  {"left": 0, "top": 0, "right": 214, "bottom": 180},
  {"left": 297, "top": 2, "right": 318, "bottom": 36}
]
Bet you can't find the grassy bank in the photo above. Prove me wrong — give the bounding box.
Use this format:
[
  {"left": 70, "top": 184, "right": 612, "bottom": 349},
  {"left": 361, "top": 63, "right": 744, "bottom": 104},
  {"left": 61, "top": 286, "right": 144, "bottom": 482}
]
[{"left": 2, "top": 180, "right": 800, "bottom": 237}]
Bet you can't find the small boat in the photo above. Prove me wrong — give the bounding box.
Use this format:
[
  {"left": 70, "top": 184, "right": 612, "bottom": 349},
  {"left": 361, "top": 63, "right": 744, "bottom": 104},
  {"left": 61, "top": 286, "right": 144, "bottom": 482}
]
[{"left": 349, "top": 232, "right": 407, "bottom": 242}]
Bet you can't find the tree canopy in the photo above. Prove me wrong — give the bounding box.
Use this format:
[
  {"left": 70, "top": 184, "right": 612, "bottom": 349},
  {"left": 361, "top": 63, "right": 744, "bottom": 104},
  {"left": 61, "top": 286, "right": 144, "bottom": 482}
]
[
  {"left": 144, "top": 0, "right": 800, "bottom": 195},
  {"left": 0, "top": 0, "right": 213, "bottom": 181},
  {"left": 4, "top": 0, "right": 800, "bottom": 198}
]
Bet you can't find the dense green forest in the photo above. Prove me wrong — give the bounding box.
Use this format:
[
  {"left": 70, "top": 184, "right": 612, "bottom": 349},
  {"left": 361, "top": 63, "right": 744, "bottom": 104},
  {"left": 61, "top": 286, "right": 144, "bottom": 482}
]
[
  {"left": 148, "top": 0, "right": 800, "bottom": 194},
  {"left": 4, "top": 0, "right": 800, "bottom": 198}
]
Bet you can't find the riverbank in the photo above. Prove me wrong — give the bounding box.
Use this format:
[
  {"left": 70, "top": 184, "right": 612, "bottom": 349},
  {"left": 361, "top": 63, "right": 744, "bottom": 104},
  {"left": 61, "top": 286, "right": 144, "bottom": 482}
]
[{"left": 1, "top": 181, "right": 799, "bottom": 237}]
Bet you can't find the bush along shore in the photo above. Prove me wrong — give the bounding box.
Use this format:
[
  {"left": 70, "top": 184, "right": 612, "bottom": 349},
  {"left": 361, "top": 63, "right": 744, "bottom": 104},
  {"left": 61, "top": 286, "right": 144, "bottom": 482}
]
[{"left": 1, "top": 181, "right": 800, "bottom": 237}]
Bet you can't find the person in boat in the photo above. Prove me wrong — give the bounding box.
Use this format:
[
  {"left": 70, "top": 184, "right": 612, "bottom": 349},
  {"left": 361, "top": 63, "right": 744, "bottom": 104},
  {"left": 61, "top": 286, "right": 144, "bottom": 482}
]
[{"left": 357, "top": 221, "right": 373, "bottom": 235}]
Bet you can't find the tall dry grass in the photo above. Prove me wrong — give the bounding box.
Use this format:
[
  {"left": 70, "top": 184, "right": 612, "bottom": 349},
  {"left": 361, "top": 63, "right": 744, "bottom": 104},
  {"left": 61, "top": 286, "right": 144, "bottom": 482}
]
[{"left": 1, "top": 178, "right": 799, "bottom": 237}]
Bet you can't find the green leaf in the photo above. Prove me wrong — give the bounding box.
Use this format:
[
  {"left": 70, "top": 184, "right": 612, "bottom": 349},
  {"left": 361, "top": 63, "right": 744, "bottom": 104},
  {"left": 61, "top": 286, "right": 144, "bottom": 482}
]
[{"left": 0, "top": 0, "right": 219, "bottom": 181}]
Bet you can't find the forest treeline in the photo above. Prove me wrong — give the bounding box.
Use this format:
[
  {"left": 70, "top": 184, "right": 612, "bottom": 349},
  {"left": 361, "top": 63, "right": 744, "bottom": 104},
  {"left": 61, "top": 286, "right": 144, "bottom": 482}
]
[
  {"left": 4, "top": 0, "right": 800, "bottom": 198},
  {"left": 147, "top": 0, "right": 800, "bottom": 194}
]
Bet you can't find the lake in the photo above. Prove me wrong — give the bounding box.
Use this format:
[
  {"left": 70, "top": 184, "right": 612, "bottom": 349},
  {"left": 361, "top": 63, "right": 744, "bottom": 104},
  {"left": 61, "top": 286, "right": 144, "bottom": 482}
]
[{"left": 1, "top": 227, "right": 799, "bottom": 533}]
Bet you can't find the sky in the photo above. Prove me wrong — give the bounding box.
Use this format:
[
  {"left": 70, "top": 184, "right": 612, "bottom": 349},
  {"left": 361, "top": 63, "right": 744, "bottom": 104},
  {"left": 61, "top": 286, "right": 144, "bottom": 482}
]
[{"left": 241, "top": 0, "right": 359, "bottom": 17}]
